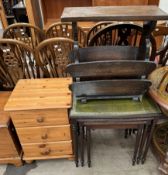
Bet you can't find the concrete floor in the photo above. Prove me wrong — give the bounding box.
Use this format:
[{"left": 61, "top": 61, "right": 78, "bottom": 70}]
[{"left": 0, "top": 130, "right": 160, "bottom": 175}]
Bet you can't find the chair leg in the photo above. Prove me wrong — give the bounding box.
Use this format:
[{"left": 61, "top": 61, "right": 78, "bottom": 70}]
[
  {"left": 80, "top": 124, "right": 84, "bottom": 167},
  {"left": 141, "top": 119, "right": 157, "bottom": 164},
  {"left": 136, "top": 124, "right": 147, "bottom": 164},
  {"left": 72, "top": 121, "right": 79, "bottom": 167},
  {"left": 86, "top": 127, "right": 91, "bottom": 168},
  {"left": 125, "top": 129, "right": 128, "bottom": 138},
  {"left": 132, "top": 125, "right": 143, "bottom": 166}
]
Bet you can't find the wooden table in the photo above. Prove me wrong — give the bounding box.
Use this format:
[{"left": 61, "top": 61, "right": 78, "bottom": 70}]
[
  {"left": 61, "top": 5, "right": 168, "bottom": 61},
  {"left": 4, "top": 78, "right": 73, "bottom": 163}
]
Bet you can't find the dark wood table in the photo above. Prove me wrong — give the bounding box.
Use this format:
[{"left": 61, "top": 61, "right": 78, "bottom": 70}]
[
  {"left": 61, "top": 5, "right": 168, "bottom": 60},
  {"left": 61, "top": 6, "right": 168, "bottom": 167}
]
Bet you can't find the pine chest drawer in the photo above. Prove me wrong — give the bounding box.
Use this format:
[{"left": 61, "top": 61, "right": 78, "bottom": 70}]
[
  {"left": 11, "top": 109, "right": 69, "bottom": 128},
  {"left": 16, "top": 125, "right": 71, "bottom": 144},
  {"left": 22, "top": 141, "right": 73, "bottom": 159}
]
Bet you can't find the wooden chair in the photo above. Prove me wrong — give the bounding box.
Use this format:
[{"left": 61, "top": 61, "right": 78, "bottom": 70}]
[
  {"left": 36, "top": 37, "right": 74, "bottom": 78},
  {"left": 148, "top": 66, "right": 168, "bottom": 174},
  {"left": 3, "top": 23, "right": 45, "bottom": 49},
  {"left": 84, "top": 23, "right": 156, "bottom": 61},
  {"left": 152, "top": 26, "right": 168, "bottom": 66},
  {"left": 46, "top": 22, "right": 86, "bottom": 47},
  {"left": 67, "top": 60, "right": 161, "bottom": 167},
  {"left": 88, "top": 23, "right": 143, "bottom": 46},
  {"left": 0, "top": 39, "right": 39, "bottom": 90},
  {"left": 86, "top": 21, "right": 113, "bottom": 46}
]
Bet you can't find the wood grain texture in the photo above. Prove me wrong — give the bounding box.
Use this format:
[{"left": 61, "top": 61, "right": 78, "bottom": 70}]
[
  {"left": 22, "top": 141, "right": 73, "bottom": 158},
  {"left": 0, "top": 92, "right": 11, "bottom": 127},
  {"left": 61, "top": 6, "right": 168, "bottom": 22},
  {"left": 0, "top": 92, "right": 22, "bottom": 166},
  {"left": 67, "top": 61, "right": 156, "bottom": 78},
  {"left": 92, "top": 0, "right": 148, "bottom": 6},
  {"left": 17, "top": 125, "right": 71, "bottom": 144},
  {"left": 71, "top": 80, "right": 152, "bottom": 98},
  {"left": 69, "top": 46, "right": 139, "bottom": 62},
  {"left": 4, "top": 78, "right": 72, "bottom": 111},
  {"left": 11, "top": 109, "right": 69, "bottom": 128},
  {"left": 0, "top": 128, "right": 19, "bottom": 157}
]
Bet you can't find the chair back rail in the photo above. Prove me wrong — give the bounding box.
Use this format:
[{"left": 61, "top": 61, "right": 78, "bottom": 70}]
[
  {"left": 71, "top": 80, "right": 152, "bottom": 99},
  {"left": 66, "top": 61, "right": 156, "bottom": 78},
  {"left": 46, "top": 22, "right": 86, "bottom": 47},
  {"left": 86, "top": 23, "right": 156, "bottom": 61},
  {"left": 88, "top": 23, "right": 143, "bottom": 47},
  {"left": 3, "top": 23, "right": 45, "bottom": 49},
  {"left": 0, "top": 39, "right": 38, "bottom": 90},
  {"left": 69, "top": 46, "right": 139, "bottom": 62},
  {"left": 86, "top": 21, "right": 113, "bottom": 46},
  {"left": 36, "top": 37, "right": 74, "bottom": 78}
]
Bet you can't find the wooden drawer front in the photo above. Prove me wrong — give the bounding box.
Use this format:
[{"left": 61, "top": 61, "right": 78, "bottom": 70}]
[
  {"left": 11, "top": 109, "right": 69, "bottom": 127},
  {"left": 23, "top": 141, "right": 72, "bottom": 158},
  {"left": 17, "top": 125, "right": 71, "bottom": 144}
]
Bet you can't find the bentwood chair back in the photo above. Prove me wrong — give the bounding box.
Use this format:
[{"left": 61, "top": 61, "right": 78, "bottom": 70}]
[
  {"left": 86, "top": 21, "right": 113, "bottom": 46},
  {"left": 88, "top": 23, "right": 144, "bottom": 47},
  {"left": 88, "top": 23, "right": 157, "bottom": 61},
  {"left": 46, "top": 22, "right": 86, "bottom": 47},
  {"left": 36, "top": 37, "right": 74, "bottom": 78},
  {"left": 3, "top": 23, "right": 45, "bottom": 50},
  {"left": 0, "top": 39, "right": 38, "bottom": 90}
]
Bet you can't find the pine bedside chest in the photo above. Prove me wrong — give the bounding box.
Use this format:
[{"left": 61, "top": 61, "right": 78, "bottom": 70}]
[{"left": 4, "top": 78, "right": 73, "bottom": 163}]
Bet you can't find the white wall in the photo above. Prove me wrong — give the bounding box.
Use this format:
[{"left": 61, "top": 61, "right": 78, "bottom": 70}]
[{"left": 159, "top": 0, "right": 168, "bottom": 13}]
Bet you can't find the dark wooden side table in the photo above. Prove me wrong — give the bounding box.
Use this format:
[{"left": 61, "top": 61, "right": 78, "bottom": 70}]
[
  {"left": 61, "top": 6, "right": 168, "bottom": 167},
  {"left": 61, "top": 5, "right": 168, "bottom": 61}
]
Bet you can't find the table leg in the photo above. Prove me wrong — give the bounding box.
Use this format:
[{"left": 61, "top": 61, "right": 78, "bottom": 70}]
[
  {"left": 125, "top": 129, "right": 128, "bottom": 138},
  {"left": 87, "top": 126, "right": 91, "bottom": 167},
  {"left": 137, "top": 20, "right": 157, "bottom": 60},
  {"left": 72, "top": 120, "right": 79, "bottom": 167},
  {"left": 80, "top": 123, "right": 84, "bottom": 167},
  {"left": 137, "top": 124, "right": 148, "bottom": 164},
  {"left": 72, "top": 22, "right": 80, "bottom": 63},
  {"left": 132, "top": 125, "right": 143, "bottom": 166}
]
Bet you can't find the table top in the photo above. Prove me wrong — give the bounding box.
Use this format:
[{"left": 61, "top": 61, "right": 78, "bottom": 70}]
[
  {"left": 4, "top": 78, "right": 72, "bottom": 111},
  {"left": 61, "top": 6, "right": 168, "bottom": 22}
]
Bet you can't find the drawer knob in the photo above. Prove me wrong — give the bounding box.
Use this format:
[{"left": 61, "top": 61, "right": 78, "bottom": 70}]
[
  {"left": 41, "top": 148, "right": 51, "bottom": 155},
  {"left": 37, "top": 117, "right": 44, "bottom": 123},
  {"left": 39, "top": 144, "right": 46, "bottom": 148},
  {"left": 41, "top": 133, "right": 48, "bottom": 140}
]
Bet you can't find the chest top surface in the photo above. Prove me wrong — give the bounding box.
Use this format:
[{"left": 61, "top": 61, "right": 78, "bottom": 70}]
[
  {"left": 4, "top": 78, "right": 72, "bottom": 111},
  {"left": 61, "top": 6, "right": 168, "bottom": 22}
]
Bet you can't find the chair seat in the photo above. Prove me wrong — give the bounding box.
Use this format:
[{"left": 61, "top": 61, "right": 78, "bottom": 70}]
[{"left": 70, "top": 96, "right": 161, "bottom": 119}]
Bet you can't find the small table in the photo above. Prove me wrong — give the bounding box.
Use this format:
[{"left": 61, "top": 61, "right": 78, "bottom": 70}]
[
  {"left": 4, "top": 78, "right": 73, "bottom": 163},
  {"left": 61, "top": 6, "right": 167, "bottom": 167},
  {"left": 61, "top": 5, "right": 168, "bottom": 61}
]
